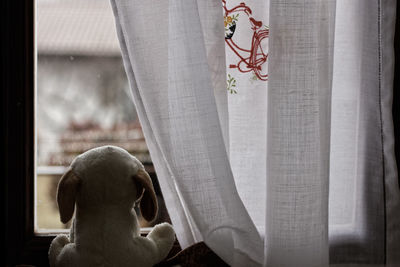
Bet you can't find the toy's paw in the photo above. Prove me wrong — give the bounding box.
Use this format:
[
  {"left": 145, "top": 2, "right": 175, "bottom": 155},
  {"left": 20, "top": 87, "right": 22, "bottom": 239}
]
[
  {"left": 49, "top": 234, "right": 70, "bottom": 267},
  {"left": 148, "top": 223, "right": 175, "bottom": 262},
  {"left": 150, "top": 222, "right": 175, "bottom": 240},
  {"left": 52, "top": 234, "right": 70, "bottom": 247}
]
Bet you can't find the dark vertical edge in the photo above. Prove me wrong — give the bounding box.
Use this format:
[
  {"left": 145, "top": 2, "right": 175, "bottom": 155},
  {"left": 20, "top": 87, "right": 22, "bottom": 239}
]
[
  {"left": 24, "top": 0, "right": 35, "bottom": 244},
  {"left": 393, "top": 0, "right": 400, "bottom": 190}
]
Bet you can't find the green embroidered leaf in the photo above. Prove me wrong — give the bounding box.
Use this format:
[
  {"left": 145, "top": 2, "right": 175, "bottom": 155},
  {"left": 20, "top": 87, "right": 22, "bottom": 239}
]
[{"left": 227, "top": 74, "right": 238, "bottom": 94}]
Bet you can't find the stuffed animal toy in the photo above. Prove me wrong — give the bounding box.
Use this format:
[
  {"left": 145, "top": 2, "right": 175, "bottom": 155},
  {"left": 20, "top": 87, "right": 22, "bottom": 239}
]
[{"left": 49, "top": 145, "right": 175, "bottom": 267}]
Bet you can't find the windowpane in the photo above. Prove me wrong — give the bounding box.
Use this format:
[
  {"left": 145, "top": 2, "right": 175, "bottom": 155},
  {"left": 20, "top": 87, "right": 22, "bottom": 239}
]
[{"left": 35, "top": 0, "right": 170, "bottom": 232}]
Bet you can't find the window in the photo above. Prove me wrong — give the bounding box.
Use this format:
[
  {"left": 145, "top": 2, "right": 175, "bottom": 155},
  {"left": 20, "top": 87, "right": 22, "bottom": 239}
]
[
  {"left": 4, "top": 1, "right": 400, "bottom": 266},
  {"left": 4, "top": 1, "right": 173, "bottom": 266},
  {"left": 35, "top": 0, "right": 170, "bottom": 233}
]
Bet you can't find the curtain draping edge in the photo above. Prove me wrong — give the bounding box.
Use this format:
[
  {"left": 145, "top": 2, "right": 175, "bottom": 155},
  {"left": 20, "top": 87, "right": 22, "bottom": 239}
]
[{"left": 380, "top": 0, "right": 400, "bottom": 265}]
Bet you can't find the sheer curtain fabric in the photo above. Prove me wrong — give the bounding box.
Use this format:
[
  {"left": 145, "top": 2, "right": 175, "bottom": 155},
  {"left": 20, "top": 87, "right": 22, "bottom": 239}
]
[{"left": 110, "top": 0, "right": 400, "bottom": 266}]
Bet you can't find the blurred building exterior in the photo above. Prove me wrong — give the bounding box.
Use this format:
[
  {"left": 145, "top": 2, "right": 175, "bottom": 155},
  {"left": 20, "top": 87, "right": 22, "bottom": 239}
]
[{"left": 36, "top": 0, "right": 168, "bottom": 230}]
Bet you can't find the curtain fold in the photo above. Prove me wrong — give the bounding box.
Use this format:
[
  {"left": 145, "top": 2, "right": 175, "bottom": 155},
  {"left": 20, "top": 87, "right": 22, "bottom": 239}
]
[
  {"left": 265, "top": 0, "right": 335, "bottom": 266},
  {"left": 110, "top": 0, "right": 400, "bottom": 266},
  {"left": 110, "top": 0, "right": 264, "bottom": 265}
]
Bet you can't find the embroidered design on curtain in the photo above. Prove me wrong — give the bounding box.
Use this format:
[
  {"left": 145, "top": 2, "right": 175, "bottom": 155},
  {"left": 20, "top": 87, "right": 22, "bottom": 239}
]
[{"left": 223, "top": 0, "right": 269, "bottom": 94}]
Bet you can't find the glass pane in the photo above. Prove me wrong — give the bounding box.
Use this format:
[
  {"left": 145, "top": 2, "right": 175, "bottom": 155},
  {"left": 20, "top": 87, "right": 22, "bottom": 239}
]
[{"left": 35, "top": 0, "right": 170, "bottom": 232}]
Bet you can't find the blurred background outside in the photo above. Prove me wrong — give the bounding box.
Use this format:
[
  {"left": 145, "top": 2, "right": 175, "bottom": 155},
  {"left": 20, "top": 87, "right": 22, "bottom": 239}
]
[{"left": 36, "top": 0, "right": 170, "bottom": 232}]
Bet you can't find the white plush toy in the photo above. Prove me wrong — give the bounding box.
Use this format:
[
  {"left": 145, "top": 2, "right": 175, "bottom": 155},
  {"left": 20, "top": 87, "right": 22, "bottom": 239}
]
[{"left": 49, "top": 146, "right": 175, "bottom": 267}]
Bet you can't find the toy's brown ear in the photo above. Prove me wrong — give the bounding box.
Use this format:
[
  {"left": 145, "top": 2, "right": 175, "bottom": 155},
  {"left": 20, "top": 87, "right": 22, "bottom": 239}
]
[
  {"left": 57, "top": 168, "right": 81, "bottom": 224},
  {"left": 133, "top": 169, "right": 158, "bottom": 222}
]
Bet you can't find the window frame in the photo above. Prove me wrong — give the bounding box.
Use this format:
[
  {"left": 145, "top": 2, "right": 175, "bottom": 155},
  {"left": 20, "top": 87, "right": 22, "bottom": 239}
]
[{"left": 3, "top": 1, "right": 49, "bottom": 265}]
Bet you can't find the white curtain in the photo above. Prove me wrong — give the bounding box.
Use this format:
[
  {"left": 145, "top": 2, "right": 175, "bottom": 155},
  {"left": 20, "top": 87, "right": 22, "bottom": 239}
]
[{"left": 110, "top": 0, "right": 400, "bottom": 266}]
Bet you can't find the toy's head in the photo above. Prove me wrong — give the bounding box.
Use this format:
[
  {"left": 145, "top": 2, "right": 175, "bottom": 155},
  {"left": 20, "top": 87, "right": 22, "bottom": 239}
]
[{"left": 56, "top": 146, "right": 158, "bottom": 224}]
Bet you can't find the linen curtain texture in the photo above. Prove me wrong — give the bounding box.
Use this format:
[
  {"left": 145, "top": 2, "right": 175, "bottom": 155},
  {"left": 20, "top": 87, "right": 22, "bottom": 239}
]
[{"left": 110, "top": 0, "right": 400, "bottom": 266}]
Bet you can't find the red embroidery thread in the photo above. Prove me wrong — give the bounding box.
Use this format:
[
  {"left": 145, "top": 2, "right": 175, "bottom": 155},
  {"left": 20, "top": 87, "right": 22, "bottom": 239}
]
[{"left": 223, "top": 0, "right": 269, "bottom": 81}]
